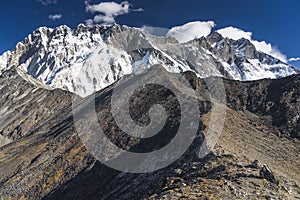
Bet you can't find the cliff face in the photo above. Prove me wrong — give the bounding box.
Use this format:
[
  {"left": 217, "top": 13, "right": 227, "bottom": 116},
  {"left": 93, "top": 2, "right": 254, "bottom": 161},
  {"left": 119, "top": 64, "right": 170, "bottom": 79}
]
[{"left": 0, "top": 67, "right": 299, "bottom": 199}]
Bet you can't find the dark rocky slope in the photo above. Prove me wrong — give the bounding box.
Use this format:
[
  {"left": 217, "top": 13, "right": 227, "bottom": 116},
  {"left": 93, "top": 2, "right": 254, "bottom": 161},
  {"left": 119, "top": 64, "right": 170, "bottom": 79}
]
[
  {"left": 0, "top": 68, "right": 72, "bottom": 144},
  {"left": 0, "top": 67, "right": 299, "bottom": 199},
  {"left": 223, "top": 74, "right": 300, "bottom": 139}
]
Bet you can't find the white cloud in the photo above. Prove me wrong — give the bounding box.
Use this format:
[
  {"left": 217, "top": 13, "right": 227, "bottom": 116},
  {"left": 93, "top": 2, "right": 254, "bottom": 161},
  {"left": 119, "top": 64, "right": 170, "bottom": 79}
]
[
  {"left": 289, "top": 57, "right": 300, "bottom": 62},
  {"left": 49, "top": 14, "right": 62, "bottom": 21},
  {"left": 217, "top": 26, "right": 287, "bottom": 62},
  {"left": 94, "top": 14, "right": 115, "bottom": 24},
  {"left": 85, "top": 19, "right": 94, "bottom": 26},
  {"left": 166, "top": 21, "right": 215, "bottom": 43},
  {"left": 85, "top": 1, "right": 143, "bottom": 25},
  {"left": 37, "top": 0, "right": 57, "bottom": 5},
  {"left": 217, "top": 27, "right": 252, "bottom": 40}
]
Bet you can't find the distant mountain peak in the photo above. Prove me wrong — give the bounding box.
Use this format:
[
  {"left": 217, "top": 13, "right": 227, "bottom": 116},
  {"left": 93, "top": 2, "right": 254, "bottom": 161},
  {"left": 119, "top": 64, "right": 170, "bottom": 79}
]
[{"left": 0, "top": 23, "right": 298, "bottom": 97}]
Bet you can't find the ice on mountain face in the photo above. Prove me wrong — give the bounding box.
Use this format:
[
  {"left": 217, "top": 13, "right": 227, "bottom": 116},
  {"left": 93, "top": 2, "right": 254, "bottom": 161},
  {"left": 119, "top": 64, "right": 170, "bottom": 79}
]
[
  {"left": 71, "top": 45, "right": 132, "bottom": 97},
  {"left": 2, "top": 25, "right": 109, "bottom": 94},
  {"left": 0, "top": 24, "right": 298, "bottom": 97},
  {"left": 221, "top": 61, "right": 242, "bottom": 80},
  {"left": 132, "top": 51, "right": 153, "bottom": 74},
  {"left": 0, "top": 51, "right": 12, "bottom": 71},
  {"left": 208, "top": 36, "right": 299, "bottom": 81},
  {"left": 131, "top": 48, "right": 189, "bottom": 75}
]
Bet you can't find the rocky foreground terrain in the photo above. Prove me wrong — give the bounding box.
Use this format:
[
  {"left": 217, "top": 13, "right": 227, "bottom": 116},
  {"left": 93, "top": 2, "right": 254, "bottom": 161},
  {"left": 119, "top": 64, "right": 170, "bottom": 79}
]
[{"left": 0, "top": 66, "right": 299, "bottom": 199}]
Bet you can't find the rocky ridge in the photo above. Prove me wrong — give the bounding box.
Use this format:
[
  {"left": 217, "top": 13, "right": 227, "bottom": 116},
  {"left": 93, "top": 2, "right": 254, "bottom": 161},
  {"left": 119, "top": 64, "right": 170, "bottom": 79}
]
[{"left": 0, "top": 66, "right": 299, "bottom": 199}]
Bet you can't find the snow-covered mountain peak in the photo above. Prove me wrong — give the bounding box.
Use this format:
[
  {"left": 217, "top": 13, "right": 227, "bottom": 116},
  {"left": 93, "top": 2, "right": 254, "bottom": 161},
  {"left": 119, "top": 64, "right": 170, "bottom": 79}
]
[
  {"left": 0, "top": 24, "right": 298, "bottom": 97},
  {"left": 207, "top": 31, "right": 223, "bottom": 44}
]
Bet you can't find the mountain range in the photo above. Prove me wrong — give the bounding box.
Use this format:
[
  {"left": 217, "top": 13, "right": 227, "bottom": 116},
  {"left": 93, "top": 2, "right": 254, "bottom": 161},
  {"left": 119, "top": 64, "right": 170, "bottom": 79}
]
[
  {"left": 0, "top": 24, "right": 299, "bottom": 199},
  {"left": 0, "top": 24, "right": 298, "bottom": 97}
]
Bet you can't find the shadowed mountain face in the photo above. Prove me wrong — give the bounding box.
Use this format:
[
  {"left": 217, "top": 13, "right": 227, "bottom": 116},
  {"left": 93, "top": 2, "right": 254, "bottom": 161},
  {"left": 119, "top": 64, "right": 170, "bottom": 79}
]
[
  {"left": 0, "top": 68, "right": 73, "bottom": 145},
  {"left": 223, "top": 74, "right": 300, "bottom": 139},
  {"left": 0, "top": 66, "right": 299, "bottom": 199}
]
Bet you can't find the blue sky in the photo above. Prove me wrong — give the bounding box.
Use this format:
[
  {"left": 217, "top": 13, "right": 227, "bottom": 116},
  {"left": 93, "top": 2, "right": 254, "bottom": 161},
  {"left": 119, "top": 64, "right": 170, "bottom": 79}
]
[{"left": 0, "top": 0, "right": 299, "bottom": 64}]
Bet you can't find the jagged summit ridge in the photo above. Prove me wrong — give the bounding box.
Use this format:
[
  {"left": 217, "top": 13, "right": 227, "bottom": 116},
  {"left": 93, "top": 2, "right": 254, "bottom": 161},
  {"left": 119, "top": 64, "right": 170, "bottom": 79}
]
[{"left": 0, "top": 23, "right": 298, "bottom": 96}]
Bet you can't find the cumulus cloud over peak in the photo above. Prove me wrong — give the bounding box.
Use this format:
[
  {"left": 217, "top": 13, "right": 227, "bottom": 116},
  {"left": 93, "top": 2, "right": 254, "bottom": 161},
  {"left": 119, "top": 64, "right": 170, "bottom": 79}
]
[
  {"left": 85, "top": 1, "right": 143, "bottom": 25},
  {"left": 217, "top": 27, "right": 252, "bottom": 40},
  {"left": 49, "top": 14, "right": 62, "bottom": 21},
  {"left": 217, "top": 26, "right": 287, "bottom": 62},
  {"left": 166, "top": 21, "right": 215, "bottom": 43},
  {"left": 289, "top": 57, "right": 300, "bottom": 62},
  {"left": 166, "top": 23, "right": 287, "bottom": 62}
]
